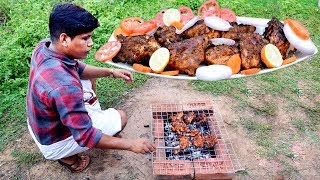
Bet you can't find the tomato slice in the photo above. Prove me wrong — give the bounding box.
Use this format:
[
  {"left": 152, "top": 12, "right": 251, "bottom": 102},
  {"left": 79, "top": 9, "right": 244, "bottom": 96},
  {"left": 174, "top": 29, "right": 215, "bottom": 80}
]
[
  {"left": 284, "top": 19, "right": 310, "bottom": 40},
  {"left": 120, "top": 17, "right": 144, "bottom": 34},
  {"left": 178, "top": 6, "right": 195, "bottom": 25},
  {"left": 94, "top": 41, "right": 121, "bottom": 62},
  {"left": 132, "top": 20, "right": 157, "bottom": 35},
  {"left": 153, "top": 8, "right": 167, "bottom": 27},
  {"left": 197, "top": 0, "right": 220, "bottom": 19},
  {"left": 219, "top": 8, "right": 236, "bottom": 23},
  {"left": 113, "top": 27, "right": 129, "bottom": 39}
]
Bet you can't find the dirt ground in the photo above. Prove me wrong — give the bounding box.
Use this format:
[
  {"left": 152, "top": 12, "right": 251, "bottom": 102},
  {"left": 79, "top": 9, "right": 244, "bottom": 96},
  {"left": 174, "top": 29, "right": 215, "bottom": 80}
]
[{"left": 1, "top": 77, "right": 319, "bottom": 179}]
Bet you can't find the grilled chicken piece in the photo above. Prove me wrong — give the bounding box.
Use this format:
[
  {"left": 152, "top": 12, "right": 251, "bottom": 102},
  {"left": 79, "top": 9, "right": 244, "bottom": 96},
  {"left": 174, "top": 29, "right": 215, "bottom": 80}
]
[
  {"left": 203, "top": 134, "right": 218, "bottom": 149},
  {"left": 113, "top": 35, "right": 160, "bottom": 65},
  {"left": 167, "top": 35, "right": 209, "bottom": 76},
  {"left": 169, "top": 112, "right": 184, "bottom": 123},
  {"left": 188, "top": 129, "right": 200, "bottom": 137},
  {"left": 183, "top": 112, "right": 195, "bottom": 124},
  {"left": 192, "top": 135, "right": 204, "bottom": 148},
  {"left": 196, "top": 113, "right": 208, "bottom": 125},
  {"left": 179, "top": 136, "right": 190, "bottom": 150},
  {"left": 205, "top": 45, "right": 239, "bottom": 65},
  {"left": 154, "top": 26, "right": 183, "bottom": 47},
  {"left": 182, "top": 20, "right": 220, "bottom": 39},
  {"left": 221, "top": 23, "right": 256, "bottom": 40},
  {"left": 263, "top": 17, "right": 290, "bottom": 59},
  {"left": 171, "top": 120, "right": 189, "bottom": 134},
  {"left": 239, "top": 33, "right": 266, "bottom": 69}
]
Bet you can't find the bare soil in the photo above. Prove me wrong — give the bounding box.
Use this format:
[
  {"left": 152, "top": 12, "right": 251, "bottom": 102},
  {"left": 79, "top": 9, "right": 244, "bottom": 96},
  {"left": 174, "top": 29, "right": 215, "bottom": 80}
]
[{"left": 0, "top": 77, "right": 319, "bottom": 179}]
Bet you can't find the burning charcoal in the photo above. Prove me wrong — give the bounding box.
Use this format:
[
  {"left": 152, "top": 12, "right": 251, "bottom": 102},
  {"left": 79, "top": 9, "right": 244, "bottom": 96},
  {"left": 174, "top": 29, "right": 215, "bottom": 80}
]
[{"left": 183, "top": 111, "right": 195, "bottom": 124}]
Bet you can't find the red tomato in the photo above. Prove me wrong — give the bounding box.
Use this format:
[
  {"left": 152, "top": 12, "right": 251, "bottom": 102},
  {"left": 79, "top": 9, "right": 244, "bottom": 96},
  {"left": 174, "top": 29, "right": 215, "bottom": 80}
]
[
  {"left": 219, "top": 8, "right": 237, "bottom": 22},
  {"left": 178, "top": 6, "right": 195, "bottom": 25},
  {"left": 94, "top": 41, "right": 121, "bottom": 62},
  {"left": 113, "top": 27, "right": 129, "bottom": 39},
  {"left": 153, "top": 8, "right": 167, "bottom": 27},
  {"left": 197, "top": 0, "right": 220, "bottom": 19},
  {"left": 120, "top": 17, "right": 144, "bottom": 34},
  {"left": 132, "top": 20, "right": 157, "bottom": 34}
]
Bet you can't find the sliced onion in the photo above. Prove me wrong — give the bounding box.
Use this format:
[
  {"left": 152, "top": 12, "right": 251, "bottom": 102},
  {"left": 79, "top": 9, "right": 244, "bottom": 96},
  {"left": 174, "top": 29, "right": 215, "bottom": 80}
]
[
  {"left": 254, "top": 26, "right": 266, "bottom": 35},
  {"left": 236, "top": 16, "right": 269, "bottom": 27},
  {"left": 210, "top": 38, "right": 235, "bottom": 46},
  {"left": 283, "top": 24, "right": 316, "bottom": 55},
  {"left": 204, "top": 16, "right": 232, "bottom": 31},
  {"left": 196, "top": 65, "right": 232, "bottom": 81},
  {"left": 176, "top": 16, "right": 200, "bottom": 34}
]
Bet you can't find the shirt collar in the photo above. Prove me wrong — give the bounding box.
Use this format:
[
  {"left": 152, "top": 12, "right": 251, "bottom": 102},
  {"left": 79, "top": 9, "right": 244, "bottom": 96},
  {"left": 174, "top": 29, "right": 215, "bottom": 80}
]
[{"left": 43, "top": 40, "right": 78, "bottom": 66}]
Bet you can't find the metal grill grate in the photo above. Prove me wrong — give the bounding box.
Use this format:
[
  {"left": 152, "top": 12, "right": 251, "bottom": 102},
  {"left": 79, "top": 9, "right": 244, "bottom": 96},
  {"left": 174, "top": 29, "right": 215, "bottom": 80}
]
[{"left": 151, "top": 101, "right": 241, "bottom": 178}]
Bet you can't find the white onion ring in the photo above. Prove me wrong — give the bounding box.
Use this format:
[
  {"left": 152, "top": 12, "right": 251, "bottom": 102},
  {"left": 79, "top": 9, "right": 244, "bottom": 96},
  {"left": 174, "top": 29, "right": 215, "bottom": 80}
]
[
  {"left": 210, "top": 38, "right": 235, "bottom": 46},
  {"left": 176, "top": 16, "right": 200, "bottom": 34},
  {"left": 236, "top": 16, "right": 269, "bottom": 27},
  {"left": 196, "top": 65, "right": 232, "bottom": 81},
  {"left": 283, "top": 24, "right": 316, "bottom": 55},
  {"left": 204, "top": 16, "right": 232, "bottom": 31},
  {"left": 254, "top": 26, "right": 266, "bottom": 35}
]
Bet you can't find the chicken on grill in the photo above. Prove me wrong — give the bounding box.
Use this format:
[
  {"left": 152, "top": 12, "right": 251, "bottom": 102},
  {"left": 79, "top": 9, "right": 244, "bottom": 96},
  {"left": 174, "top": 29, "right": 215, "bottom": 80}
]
[
  {"left": 196, "top": 113, "right": 208, "bottom": 125},
  {"left": 205, "top": 45, "right": 239, "bottom": 65},
  {"left": 203, "top": 134, "right": 218, "bottom": 149},
  {"left": 192, "top": 135, "right": 204, "bottom": 148},
  {"left": 239, "top": 33, "right": 266, "bottom": 69},
  {"left": 167, "top": 35, "right": 210, "bottom": 76},
  {"left": 182, "top": 20, "right": 220, "bottom": 39},
  {"left": 221, "top": 23, "right": 256, "bottom": 40},
  {"left": 113, "top": 35, "right": 160, "bottom": 65},
  {"left": 183, "top": 111, "right": 195, "bottom": 124},
  {"left": 263, "top": 17, "right": 290, "bottom": 59},
  {"left": 179, "top": 136, "right": 190, "bottom": 150},
  {"left": 154, "top": 26, "right": 183, "bottom": 47}
]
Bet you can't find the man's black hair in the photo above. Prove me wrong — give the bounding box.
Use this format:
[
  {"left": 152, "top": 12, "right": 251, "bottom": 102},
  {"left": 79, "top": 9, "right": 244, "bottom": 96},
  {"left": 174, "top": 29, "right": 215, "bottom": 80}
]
[{"left": 49, "top": 3, "right": 99, "bottom": 42}]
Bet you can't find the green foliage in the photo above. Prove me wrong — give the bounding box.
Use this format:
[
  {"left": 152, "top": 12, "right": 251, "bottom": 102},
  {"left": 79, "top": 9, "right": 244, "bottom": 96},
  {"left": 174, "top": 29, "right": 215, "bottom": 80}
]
[{"left": 11, "top": 149, "right": 42, "bottom": 166}]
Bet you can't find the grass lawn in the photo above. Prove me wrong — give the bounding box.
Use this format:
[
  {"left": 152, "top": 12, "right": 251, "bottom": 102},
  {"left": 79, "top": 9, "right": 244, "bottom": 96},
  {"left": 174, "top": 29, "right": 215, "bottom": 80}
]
[{"left": 0, "top": 0, "right": 319, "bottom": 178}]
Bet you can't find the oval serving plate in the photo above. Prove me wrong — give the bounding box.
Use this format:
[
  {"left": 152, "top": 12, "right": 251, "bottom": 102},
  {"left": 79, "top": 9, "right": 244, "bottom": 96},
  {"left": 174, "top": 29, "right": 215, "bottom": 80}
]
[{"left": 103, "top": 16, "right": 318, "bottom": 81}]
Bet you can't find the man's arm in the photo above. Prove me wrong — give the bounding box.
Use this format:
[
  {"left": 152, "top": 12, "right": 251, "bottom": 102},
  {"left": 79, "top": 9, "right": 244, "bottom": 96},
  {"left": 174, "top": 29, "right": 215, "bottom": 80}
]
[
  {"left": 95, "top": 134, "right": 156, "bottom": 154},
  {"left": 81, "top": 64, "right": 133, "bottom": 83}
]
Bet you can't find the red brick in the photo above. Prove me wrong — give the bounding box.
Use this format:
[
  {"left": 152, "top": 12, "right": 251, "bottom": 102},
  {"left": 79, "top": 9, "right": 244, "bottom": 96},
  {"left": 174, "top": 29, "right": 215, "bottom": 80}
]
[
  {"left": 193, "top": 158, "right": 235, "bottom": 179},
  {"left": 153, "top": 118, "right": 164, "bottom": 138},
  {"left": 153, "top": 159, "right": 194, "bottom": 176}
]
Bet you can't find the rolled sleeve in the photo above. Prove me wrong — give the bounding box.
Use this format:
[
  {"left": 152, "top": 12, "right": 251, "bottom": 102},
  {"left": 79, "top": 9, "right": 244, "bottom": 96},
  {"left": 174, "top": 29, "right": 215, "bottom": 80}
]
[{"left": 49, "top": 85, "right": 102, "bottom": 148}]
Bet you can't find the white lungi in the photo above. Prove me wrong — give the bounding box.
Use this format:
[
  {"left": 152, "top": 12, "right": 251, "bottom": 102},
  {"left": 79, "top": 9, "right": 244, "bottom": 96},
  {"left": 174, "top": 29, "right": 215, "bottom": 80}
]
[{"left": 28, "top": 79, "right": 122, "bottom": 160}]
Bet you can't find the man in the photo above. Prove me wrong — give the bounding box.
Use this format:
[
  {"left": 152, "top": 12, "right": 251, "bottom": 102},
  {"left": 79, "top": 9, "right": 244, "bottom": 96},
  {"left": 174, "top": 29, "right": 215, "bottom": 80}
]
[{"left": 26, "top": 3, "right": 155, "bottom": 173}]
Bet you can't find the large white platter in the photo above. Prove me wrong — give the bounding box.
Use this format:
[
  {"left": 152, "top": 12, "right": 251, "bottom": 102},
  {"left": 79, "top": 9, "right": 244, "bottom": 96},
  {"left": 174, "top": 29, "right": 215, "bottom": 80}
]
[{"left": 105, "top": 17, "right": 318, "bottom": 80}]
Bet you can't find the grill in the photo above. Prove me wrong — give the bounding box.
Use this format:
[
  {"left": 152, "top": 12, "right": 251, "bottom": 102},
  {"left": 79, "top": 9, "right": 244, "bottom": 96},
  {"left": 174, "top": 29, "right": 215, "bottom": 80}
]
[{"left": 151, "top": 101, "right": 241, "bottom": 179}]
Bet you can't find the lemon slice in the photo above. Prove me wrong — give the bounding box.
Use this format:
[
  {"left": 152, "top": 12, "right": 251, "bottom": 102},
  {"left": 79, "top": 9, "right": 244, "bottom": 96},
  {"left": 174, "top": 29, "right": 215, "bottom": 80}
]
[
  {"left": 149, "top": 47, "right": 170, "bottom": 73},
  {"left": 261, "top": 44, "right": 283, "bottom": 68},
  {"left": 163, "top": 8, "right": 181, "bottom": 27}
]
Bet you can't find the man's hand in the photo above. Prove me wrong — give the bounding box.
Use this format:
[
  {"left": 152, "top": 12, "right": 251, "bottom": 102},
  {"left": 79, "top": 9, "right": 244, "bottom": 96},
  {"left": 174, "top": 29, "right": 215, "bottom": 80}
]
[
  {"left": 128, "top": 138, "right": 156, "bottom": 154},
  {"left": 112, "top": 69, "right": 133, "bottom": 84}
]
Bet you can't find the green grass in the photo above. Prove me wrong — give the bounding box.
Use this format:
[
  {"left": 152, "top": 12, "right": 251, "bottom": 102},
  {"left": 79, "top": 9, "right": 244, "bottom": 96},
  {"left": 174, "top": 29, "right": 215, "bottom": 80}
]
[{"left": 11, "top": 149, "right": 43, "bottom": 166}]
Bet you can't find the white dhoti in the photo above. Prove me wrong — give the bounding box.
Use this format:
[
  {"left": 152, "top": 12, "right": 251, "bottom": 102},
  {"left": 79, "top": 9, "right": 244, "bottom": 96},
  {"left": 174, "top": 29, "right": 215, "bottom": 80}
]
[{"left": 28, "top": 79, "right": 122, "bottom": 160}]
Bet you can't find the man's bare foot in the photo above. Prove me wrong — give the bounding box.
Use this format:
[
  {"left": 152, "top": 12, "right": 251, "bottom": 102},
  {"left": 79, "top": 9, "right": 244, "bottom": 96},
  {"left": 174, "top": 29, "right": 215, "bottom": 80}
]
[{"left": 58, "top": 154, "right": 90, "bottom": 173}]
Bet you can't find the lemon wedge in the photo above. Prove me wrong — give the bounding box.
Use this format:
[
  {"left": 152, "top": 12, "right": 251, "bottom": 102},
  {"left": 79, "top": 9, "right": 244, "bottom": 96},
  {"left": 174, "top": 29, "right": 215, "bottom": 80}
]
[
  {"left": 149, "top": 47, "right": 170, "bottom": 73},
  {"left": 163, "top": 8, "right": 181, "bottom": 27},
  {"left": 261, "top": 44, "right": 283, "bottom": 68}
]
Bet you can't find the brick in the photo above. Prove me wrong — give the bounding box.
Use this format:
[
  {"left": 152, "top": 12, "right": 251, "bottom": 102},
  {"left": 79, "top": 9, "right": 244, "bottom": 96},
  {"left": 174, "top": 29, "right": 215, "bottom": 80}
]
[
  {"left": 153, "top": 118, "right": 164, "bottom": 138},
  {"left": 193, "top": 158, "right": 235, "bottom": 179},
  {"left": 153, "top": 159, "right": 194, "bottom": 176}
]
